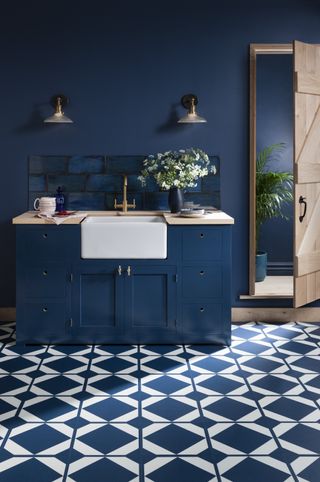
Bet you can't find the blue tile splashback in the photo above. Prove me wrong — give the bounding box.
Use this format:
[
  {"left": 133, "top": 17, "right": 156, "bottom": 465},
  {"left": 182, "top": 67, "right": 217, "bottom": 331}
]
[{"left": 28, "top": 155, "right": 220, "bottom": 211}]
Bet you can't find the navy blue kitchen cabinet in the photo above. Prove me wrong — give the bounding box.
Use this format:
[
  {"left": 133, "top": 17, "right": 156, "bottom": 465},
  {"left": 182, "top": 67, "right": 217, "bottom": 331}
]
[{"left": 16, "top": 223, "right": 232, "bottom": 345}]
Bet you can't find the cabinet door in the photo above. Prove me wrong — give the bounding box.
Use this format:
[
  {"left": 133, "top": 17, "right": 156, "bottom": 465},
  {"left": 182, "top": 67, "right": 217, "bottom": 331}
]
[
  {"left": 72, "top": 264, "right": 124, "bottom": 342},
  {"left": 125, "top": 265, "right": 177, "bottom": 342}
]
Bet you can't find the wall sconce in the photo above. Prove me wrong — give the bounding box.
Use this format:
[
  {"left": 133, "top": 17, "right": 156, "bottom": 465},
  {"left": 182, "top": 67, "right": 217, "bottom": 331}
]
[
  {"left": 177, "top": 94, "right": 207, "bottom": 124},
  {"left": 44, "top": 94, "right": 73, "bottom": 124}
]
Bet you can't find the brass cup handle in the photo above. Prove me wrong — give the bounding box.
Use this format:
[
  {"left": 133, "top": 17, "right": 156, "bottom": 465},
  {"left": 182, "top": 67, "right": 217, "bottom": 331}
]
[
  {"left": 118, "top": 265, "right": 122, "bottom": 276},
  {"left": 127, "top": 266, "right": 131, "bottom": 276}
]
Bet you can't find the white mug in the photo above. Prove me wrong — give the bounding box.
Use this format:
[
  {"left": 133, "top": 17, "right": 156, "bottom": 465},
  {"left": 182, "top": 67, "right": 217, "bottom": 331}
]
[{"left": 34, "top": 197, "right": 56, "bottom": 215}]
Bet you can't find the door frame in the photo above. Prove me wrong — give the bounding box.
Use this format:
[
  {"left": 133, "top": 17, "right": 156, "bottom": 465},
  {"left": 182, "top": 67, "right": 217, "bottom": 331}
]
[{"left": 249, "top": 43, "right": 293, "bottom": 295}]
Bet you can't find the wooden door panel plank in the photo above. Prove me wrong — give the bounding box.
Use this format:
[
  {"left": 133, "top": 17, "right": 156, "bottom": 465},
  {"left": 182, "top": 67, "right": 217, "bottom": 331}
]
[
  {"left": 297, "top": 190, "right": 320, "bottom": 255},
  {"left": 296, "top": 104, "right": 320, "bottom": 166},
  {"left": 296, "top": 250, "right": 320, "bottom": 276},
  {"left": 295, "top": 162, "right": 320, "bottom": 183},
  {"left": 296, "top": 71, "right": 320, "bottom": 95}
]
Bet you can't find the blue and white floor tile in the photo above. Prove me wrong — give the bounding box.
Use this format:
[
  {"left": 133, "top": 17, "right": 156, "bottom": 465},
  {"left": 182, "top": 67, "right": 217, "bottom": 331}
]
[{"left": 1, "top": 321, "right": 320, "bottom": 480}]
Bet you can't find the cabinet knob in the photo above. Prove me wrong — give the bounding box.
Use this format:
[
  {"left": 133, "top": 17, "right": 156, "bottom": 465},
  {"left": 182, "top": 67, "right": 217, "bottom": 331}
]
[
  {"left": 42, "top": 307, "right": 48, "bottom": 313},
  {"left": 200, "top": 233, "right": 204, "bottom": 238},
  {"left": 200, "top": 270, "right": 205, "bottom": 276},
  {"left": 42, "top": 233, "right": 48, "bottom": 239},
  {"left": 200, "top": 307, "right": 205, "bottom": 312},
  {"left": 42, "top": 270, "right": 48, "bottom": 276}
]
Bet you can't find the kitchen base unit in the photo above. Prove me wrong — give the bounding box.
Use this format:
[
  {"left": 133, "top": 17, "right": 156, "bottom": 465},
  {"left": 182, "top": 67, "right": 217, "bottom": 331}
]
[{"left": 15, "top": 221, "right": 232, "bottom": 345}]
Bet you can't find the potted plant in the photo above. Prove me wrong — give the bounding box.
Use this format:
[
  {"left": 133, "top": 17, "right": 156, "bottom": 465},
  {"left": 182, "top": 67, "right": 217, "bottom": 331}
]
[
  {"left": 256, "top": 143, "right": 293, "bottom": 281},
  {"left": 138, "top": 148, "right": 216, "bottom": 213}
]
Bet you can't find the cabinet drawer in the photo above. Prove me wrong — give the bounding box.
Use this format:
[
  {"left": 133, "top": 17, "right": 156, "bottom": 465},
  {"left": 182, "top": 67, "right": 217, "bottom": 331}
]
[
  {"left": 23, "top": 262, "right": 69, "bottom": 299},
  {"left": 18, "top": 226, "right": 79, "bottom": 259},
  {"left": 183, "top": 303, "right": 223, "bottom": 335},
  {"left": 182, "top": 229, "right": 222, "bottom": 261},
  {"left": 17, "top": 301, "right": 70, "bottom": 343},
  {"left": 182, "top": 265, "right": 222, "bottom": 298}
]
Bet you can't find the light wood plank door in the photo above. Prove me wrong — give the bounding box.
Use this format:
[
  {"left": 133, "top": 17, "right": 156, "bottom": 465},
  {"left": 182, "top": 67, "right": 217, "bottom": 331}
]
[{"left": 294, "top": 40, "right": 320, "bottom": 307}]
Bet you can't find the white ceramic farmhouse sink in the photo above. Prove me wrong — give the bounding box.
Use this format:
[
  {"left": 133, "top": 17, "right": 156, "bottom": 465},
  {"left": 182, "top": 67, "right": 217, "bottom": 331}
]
[{"left": 81, "top": 216, "right": 167, "bottom": 259}]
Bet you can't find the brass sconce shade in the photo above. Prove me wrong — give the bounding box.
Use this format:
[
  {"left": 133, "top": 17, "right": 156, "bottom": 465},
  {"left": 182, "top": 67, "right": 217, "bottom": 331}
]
[
  {"left": 177, "top": 94, "right": 207, "bottom": 124},
  {"left": 44, "top": 95, "right": 73, "bottom": 124}
]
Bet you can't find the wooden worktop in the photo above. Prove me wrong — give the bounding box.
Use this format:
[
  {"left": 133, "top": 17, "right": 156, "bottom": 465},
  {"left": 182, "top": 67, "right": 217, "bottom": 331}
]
[{"left": 12, "top": 210, "right": 234, "bottom": 225}]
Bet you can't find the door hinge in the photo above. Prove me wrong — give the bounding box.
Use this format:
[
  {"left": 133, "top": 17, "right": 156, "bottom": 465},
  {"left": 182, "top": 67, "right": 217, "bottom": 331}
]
[
  {"left": 69, "top": 273, "right": 74, "bottom": 282},
  {"left": 174, "top": 274, "right": 178, "bottom": 283}
]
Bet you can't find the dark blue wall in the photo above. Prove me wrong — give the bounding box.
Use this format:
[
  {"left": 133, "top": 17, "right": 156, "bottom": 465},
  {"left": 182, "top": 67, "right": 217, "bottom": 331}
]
[
  {"left": 1, "top": 0, "right": 320, "bottom": 307},
  {"left": 256, "top": 55, "right": 293, "bottom": 265}
]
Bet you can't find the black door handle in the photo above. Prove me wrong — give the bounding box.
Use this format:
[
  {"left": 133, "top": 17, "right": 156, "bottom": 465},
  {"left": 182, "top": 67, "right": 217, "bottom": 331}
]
[{"left": 299, "top": 196, "right": 307, "bottom": 222}]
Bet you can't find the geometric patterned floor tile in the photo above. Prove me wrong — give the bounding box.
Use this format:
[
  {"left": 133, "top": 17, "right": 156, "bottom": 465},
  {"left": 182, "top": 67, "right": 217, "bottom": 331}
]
[
  {"left": 217, "top": 456, "right": 294, "bottom": 482},
  {"left": 209, "top": 422, "right": 277, "bottom": 455},
  {"left": 47, "top": 345, "right": 93, "bottom": 356},
  {"left": 143, "top": 422, "right": 208, "bottom": 455},
  {"left": 189, "top": 355, "right": 238, "bottom": 374},
  {"left": 231, "top": 322, "right": 267, "bottom": 340},
  {"left": 90, "top": 356, "right": 138, "bottom": 374},
  {"left": 0, "top": 457, "right": 65, "bottom": 482},
  {"left": 201, "top": 396, "right": 261, "bottom": 422},
  {"left": 30, "top": 374, "right": 85, "bottom": 396},
  {"left": 144, "top": 456, "right": 216, "bottom": 482},
  {"left": 274, "top": 423, "right": 320, "bottom": 454},
  {"left": 291, "top": 456, "right": 320, "bottom": 481},
  {"left": 300, "top": 373, "right": 320, "bottom": 395},
  {"left": 237, "top": 355, "right": 289, "bottom": 374},
  {"left": 142, "top": 397, "right": 200, "bottom": 422},
  {"left": 19, "top": 396, "right": 80, "bottom": 423},
  {"left": 39, "top": 356, "right": 89, "bottom": 374},
  {"left": 0, "top": 374, "right": 32, "bottom": 396},
  {"left": 140, "top": 345, "right": 184, "bottom": 356},
  {"left": 66, "top": 456, "right": 139, "bottom": 482},
  {"left": 259, "top": 396, "right": 320, "bottom": 422},
  {"left": 194, "top": 373, "right": 249, "bottom": 396},
  {"left": 1, "top": 343, "right": 47, "bottom": 357},
  {"left": 74, "top": 423, "right": 138, "bottom": 455},
  {"left": 262, "top": 322, "right": 307, "bottom": 341},
  {"left": 141, "top": 374, "right": 193, "bottom": 396},
  {"left": 85, "top": 374, "right": 138, "bottom": 396},
  {"left": 286, "top": 356, "right": 320, "bottom": 373},
  {"left": 0, "top": 356, "right": 42, "bottom": 374},
  {"left": 4, "top": 422, "right": 73, "bottom": 455},
  {"left": 0, "top": 321, "right": 319, "bottom": 480},
  {"left": 140, "top": 356, "right": 188, "bottom": 374},
  {"left": 247, "top": 374, "right": 304, "bottom": 396},
  {"left": 80, "top": 396, "right": 138, "bottom": 422},
  {"left": 274, "top": 339, "right": 320, "bottom": 356},
  {"left": 231, "top": 339, "right": 276, "bottom": 356}
]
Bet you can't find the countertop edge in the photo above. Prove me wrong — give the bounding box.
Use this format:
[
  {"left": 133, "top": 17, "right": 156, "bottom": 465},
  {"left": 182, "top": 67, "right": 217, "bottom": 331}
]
[{"left": 12, "top": 210, "right": 235, "bottom": 225}]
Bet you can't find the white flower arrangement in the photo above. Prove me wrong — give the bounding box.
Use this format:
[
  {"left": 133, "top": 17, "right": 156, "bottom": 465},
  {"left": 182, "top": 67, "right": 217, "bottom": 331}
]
[{"left": 138, "top": 148, "right": 216, "bottom": 190}]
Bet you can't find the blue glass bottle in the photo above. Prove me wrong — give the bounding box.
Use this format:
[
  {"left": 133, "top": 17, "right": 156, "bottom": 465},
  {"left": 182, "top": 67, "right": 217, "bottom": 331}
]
[{"left": 56, "top": 186, "right": 65, "bottom": 213}]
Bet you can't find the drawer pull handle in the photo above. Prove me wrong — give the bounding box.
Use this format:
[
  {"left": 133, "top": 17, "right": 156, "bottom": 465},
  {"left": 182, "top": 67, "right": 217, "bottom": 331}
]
[
  {"left": 43, "top": 270, "right": 48, "bottom": 276},
  {"left": 200, "top": 270, "right": 205, "bottom": 276},
  {"left": 118, "top": 265, "right": 122, "bottom": 276},
  {"left": 42, "top": 307, "right": 48, "bottom": 313},
  {"left": 42, "top": 233, "right": 48, "bottom": 239},
  {"left": 127, "top": 266, "right": 131, "bottom": 276},
  {"left": 200, "top": 233, "right": 204, "bottom": 238},
  {"left": 200, "top": 307, "right": 205, "bottom": 312}
]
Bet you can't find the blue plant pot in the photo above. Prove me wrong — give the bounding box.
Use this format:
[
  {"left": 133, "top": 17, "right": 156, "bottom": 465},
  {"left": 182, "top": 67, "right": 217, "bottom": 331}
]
[
  {"left": 168, "top": 187, "right": 184, "bottom": 213},
  {"left": 256, "top": 251, "right": 267, "bottom": 282}
]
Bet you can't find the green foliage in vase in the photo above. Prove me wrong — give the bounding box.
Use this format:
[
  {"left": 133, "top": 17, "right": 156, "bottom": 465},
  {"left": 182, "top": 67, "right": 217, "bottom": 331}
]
[
  {"left": 138, "top": 148, "right": 216, "bottom": 190},
  {"left": 256, "top": 143, "right": 293, "bottom": 251}
]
